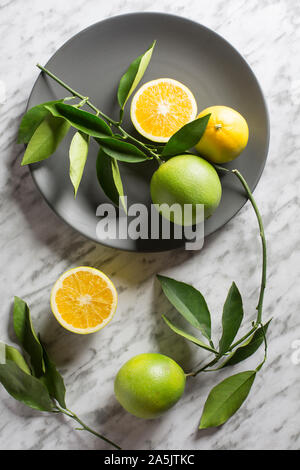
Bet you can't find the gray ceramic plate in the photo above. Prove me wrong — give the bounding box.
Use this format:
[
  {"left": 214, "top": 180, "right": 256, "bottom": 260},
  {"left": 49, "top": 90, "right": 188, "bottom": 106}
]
[{"left": 28, "top": 12, "right": 269, "bottom": 252}]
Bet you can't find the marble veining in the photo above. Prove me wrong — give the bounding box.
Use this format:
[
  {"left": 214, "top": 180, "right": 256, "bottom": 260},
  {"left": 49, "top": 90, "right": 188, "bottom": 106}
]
[{"left": 0, "top": 0, "right": 299, "bottom": 450}]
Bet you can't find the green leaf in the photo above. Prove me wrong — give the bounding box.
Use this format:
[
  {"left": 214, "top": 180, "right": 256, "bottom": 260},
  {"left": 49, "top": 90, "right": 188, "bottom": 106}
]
[
  {"left": 39, "top": 341, "right": 66, "bottom": 409},
  {"left": 0, "top": 360, "right": 54, "bottom": 412},
  {"left": 45, "top": 103, "right": 112, "bottom": 138},
  {"left": 2, "top": 344, "right": 31, "bottom": 375},
  {"left": 162, "top": 316, "right": 217, "bottom": 354},
  {"left": 13, "top": 297, "right": 44, "bottom": 377},
  {"left": 98, "top": 137, "right": 148, "bottom": 163},
  {"left": 199, "top": 371, "right": 256, "bottom": 429},
  {"left": 18, "top": 100, "right": 64, "bottom": 144},
  {"left": 161, "top": 114, "right": 211, "bottom": 157},
  {"left": 219, "top": 320, "right": 272, "bottom": 368},
  {"left": 157, "top": 275, "right": 211, "bottom": 340},
  {"left": 96, "top": 148, "right": 126, "bottom": 212},
  {"left": 21, "top": 115, "right": 70, "bottom": 166},
  {"left": 219, "top": 283, "right": 244, "bottom": 354},
  {"left": 69, "top": 131, "right": 89, "bottom": 197},
  {"left": 117, "top": 41, "right": 156, "bottom": 109}
]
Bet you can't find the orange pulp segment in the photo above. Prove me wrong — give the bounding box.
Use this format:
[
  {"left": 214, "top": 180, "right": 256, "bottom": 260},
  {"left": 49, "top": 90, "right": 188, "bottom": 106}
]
[{"left": 130, "top": 78, "right": 197, "bottom": 142}]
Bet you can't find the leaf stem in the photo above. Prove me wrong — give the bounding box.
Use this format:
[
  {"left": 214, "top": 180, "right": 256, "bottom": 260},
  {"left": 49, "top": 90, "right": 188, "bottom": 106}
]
[
  {"left": 186, "top": 356, "right": 220, "bottom": 377},
  {"left": 118, "top": 127, "right": 163, "bottom": 165},
  {"left": 228, "top": 324, "right": 258, "bottom": 351},
  {"left": 56, "top": 406, "right": 121, "bottom": 450},
  {"left": 118, "top": 108, "right": 124, "bottom": 126},
  {"left": 215, "top": 166, "right": 267, "bottom": 325},
  {"left": 231, "top": 169, "right": 267, "bottom": 324},
  {"left": 256, "top": 322, "right": 268, "bottom": 371}
]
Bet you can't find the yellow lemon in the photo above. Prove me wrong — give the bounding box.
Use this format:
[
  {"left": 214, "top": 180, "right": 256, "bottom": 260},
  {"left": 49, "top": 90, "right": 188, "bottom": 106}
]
[
  {"left": 50, "top": 267, "right": 117, "bottom": 334},
  {"left": 195, "top": 105, "right": 249, "bottom": 163}
]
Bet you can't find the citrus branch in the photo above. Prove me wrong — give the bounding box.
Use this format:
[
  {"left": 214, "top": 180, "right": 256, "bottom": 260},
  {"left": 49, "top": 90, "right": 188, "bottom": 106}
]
[
  {"left": 55, "top": 406, "right": 122, "bottom": 450},
  {"left": 188, "top": 166, "right": 267, "bottom": 376},
  {"left": 36, "top": 64, "right": 163, "bottom": 165}
]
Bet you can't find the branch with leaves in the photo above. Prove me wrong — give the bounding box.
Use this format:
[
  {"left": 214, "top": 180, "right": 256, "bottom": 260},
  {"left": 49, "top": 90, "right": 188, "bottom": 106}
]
[
  {"left": 0, "top": 297, "right": 121, "bottom": 450},
  {"left": 18, "top": 41, "right": 210, "bottom": 204},
  {"left": 157, "top": 167, "right": 270, "bottom": 428}
]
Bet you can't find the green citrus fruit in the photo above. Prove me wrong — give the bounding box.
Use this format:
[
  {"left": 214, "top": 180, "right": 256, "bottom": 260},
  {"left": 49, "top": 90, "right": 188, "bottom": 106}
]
[
  {"left": 150, "top": 154, "right": 222, "bottom": 225},
  {"left": 195, "top": 105, "right": 249, "bottom": 163},
  {"left": 114, "top": 353, "right": 186, "bottom": 419}
]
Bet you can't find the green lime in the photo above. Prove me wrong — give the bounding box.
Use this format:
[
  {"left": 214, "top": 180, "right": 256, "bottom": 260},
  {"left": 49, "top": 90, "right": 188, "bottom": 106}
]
[
  {"left": 114, "top": 353, "right": 186, "bottom": 419},
  {"left": 150, "top": 154, "right": 222, "bottom": 225}
]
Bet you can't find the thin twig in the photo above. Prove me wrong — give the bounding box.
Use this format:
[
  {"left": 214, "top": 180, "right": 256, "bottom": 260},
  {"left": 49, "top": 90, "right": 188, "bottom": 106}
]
[{"left": 56, "top": 406, "right": 121, "bottom": 450}]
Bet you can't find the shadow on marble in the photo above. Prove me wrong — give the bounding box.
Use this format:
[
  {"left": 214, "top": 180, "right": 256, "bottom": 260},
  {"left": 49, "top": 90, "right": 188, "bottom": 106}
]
[
  {"left": 99, "top": 387, "right": 222, "bottom": 450},
  {"left": 39, "top": 307, "right": 96, "bottom": 364},
  {"left": 3, "top": 394, "right": 47, "bottom": 420},
  {"left": 6, "top": 299, "right": 16, "bottom": 345},
  {"left": 150, "top": 277, "right": 196, "bottom": 371},
  {"left": 194, "top": 427, "right": 221, "bottom": 440},
  {"left": 95, "top": 396, "right": 168, "bottom": 450}
]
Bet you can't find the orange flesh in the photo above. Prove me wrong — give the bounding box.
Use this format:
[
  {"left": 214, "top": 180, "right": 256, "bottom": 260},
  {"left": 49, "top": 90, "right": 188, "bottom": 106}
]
[
  {"left": 55, "top": 271, "right": 114, "bottom": 329},
  {"left": 134, "top": 82, "right": 195, "bottom": 138}
]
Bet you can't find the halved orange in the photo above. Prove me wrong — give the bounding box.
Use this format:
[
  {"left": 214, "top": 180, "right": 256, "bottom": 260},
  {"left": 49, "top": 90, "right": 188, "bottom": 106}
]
[
  {"left": 130, "top": 78, "right": 197, "bottom": 142},
  {"left": 50, "top": 267, "right": 118, "bottom": 334}
]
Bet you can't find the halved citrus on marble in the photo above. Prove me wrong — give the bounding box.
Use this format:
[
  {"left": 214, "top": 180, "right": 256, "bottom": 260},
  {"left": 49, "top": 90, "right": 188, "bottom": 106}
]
[
  {"left": 50, "top": 267, "right": 118, "bottom": 334},
  {"left": 130, "top": 78, "right": 197, "bottom": 142}
]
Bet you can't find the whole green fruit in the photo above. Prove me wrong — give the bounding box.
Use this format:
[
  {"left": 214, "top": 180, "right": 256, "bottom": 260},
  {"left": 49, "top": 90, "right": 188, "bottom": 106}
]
[
  {"left": 114, "top": 353, "right": 186, "bottom": 419},
  {"left": 150, "top": 154, "right": 222, "bottom": 225}
]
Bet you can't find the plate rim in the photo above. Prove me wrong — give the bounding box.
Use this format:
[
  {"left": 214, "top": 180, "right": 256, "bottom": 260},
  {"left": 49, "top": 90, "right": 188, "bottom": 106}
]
[{"left": 27, "top": 11, "right": 270, "bottom": 253}]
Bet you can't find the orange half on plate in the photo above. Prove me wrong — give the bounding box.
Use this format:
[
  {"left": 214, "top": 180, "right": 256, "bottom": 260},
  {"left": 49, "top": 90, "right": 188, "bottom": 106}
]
[
  {"left": 50, "top": 267, "right": 118, "bottom": 334},
  {"left": 130, "top": 78, "right": 197, "bottom": 143}
]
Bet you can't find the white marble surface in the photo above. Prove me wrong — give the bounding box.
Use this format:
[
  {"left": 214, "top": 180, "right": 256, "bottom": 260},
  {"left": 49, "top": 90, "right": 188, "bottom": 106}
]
[{"left": 0, "top": 0, "right": 299, "bottom": 451}]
